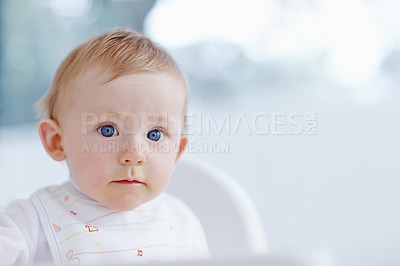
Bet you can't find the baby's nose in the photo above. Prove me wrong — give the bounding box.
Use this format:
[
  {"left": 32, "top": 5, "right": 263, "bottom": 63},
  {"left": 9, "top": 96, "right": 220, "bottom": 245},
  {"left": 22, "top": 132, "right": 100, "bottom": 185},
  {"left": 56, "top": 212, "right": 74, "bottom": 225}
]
[
  {"left": 120, "top": 155, "right": 144, "bottom": 166},
  {"left": 118, "top": 142, "right": 146, "bottom": 166}
]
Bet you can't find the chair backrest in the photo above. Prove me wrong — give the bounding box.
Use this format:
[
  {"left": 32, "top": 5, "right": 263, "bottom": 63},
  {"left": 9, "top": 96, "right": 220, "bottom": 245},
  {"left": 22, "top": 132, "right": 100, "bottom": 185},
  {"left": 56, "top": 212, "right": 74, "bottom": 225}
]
[{"left": 167, "top": 156, "right": 268, "bottom": 259}]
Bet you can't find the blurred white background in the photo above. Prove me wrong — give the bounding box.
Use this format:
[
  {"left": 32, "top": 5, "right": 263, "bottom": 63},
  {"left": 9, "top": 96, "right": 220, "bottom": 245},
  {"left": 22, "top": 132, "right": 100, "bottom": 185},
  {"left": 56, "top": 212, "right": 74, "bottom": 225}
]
[{"left": 1, "top": 1, "right": 400, "bottom": 266}]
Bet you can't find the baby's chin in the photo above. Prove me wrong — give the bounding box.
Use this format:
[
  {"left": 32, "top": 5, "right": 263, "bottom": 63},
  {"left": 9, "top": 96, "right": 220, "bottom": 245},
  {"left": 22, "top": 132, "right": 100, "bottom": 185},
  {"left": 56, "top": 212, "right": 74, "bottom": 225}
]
[
  {"left": 108, "top": 204, "right": 140, "bottom": 211},
  {"left": 99, "top": 194, "right": 158, "bottom": 211}
]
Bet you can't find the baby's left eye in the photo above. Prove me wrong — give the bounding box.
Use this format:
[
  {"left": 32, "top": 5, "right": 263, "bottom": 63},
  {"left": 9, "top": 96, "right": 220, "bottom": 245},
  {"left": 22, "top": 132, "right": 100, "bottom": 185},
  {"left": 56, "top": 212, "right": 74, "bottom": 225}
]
[
  {"left": 147, "top": 129, "right": 164, "bottom": 142},
  {"left": 98, "top": 124, "right": 118, "bottom": 137}
]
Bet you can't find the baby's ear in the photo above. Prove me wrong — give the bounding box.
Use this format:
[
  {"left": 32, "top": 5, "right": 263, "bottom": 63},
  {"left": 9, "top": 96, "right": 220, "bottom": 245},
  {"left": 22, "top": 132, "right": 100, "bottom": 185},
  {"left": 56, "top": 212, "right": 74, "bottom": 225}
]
[
  {"left": 38, "top": 118, "right": 66, "bottom": 161},
  {"left": 175, "top": 135, "right": 188, "bottom": 164}
]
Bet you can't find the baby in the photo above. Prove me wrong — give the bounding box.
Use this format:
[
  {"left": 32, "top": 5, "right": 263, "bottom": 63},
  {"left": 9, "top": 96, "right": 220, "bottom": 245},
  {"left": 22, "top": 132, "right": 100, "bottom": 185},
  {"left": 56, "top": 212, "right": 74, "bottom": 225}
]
[{"left": 0, "top": 29, "right": 209, "bottom": 265}]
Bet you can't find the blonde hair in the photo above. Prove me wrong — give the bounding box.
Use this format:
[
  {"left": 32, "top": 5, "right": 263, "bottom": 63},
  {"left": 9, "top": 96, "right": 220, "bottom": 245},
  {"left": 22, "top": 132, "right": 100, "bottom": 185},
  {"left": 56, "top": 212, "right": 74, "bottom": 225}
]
[{"left": 36, "top": 29, "right": 187, "bottom": 120}]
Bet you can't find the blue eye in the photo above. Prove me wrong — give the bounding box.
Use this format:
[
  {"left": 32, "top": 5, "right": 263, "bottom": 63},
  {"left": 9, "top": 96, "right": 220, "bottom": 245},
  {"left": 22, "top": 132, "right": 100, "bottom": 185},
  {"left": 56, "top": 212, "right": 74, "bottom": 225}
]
[
  {"left": 98, "top": 125, "right": 118, "bottom": 137},
  {"left": 147, "top": 129, "right": 163, "bottom": 142}
]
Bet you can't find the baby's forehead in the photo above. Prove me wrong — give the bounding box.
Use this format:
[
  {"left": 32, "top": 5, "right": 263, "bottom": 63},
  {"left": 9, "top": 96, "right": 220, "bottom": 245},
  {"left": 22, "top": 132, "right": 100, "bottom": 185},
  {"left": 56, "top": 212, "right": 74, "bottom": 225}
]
[
  {"left": 93, "top": 112, "right": 172, "bottom": 122},
  {"left": 72, "top": 66, "right": 186, "bottom": 95},
  {"left": 63, "top": 66, "right": 184, "bottom": 100},
  {"left": 58, "top": 69, "right": 187, "bottom": 124},
  {"left": 85, "top": 111, "right": 179, "bottom": 128}
]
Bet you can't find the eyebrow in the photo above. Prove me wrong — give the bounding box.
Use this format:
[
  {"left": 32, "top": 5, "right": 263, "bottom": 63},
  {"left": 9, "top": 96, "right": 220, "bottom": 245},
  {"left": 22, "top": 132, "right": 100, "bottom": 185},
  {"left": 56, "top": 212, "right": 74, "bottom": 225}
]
[
  {"left": 148, "top": 113, "right": 178, "bottom": 128},
  {"left": 112, "top": 112, "right": 178, "bottom": 127}
]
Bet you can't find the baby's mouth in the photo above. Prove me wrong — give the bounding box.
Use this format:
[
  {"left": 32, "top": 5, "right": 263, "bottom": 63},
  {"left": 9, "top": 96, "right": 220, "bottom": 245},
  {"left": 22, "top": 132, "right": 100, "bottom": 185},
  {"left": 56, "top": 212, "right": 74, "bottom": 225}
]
[{"left": 112, "top": 179, "right": 145, "bottom": 185}]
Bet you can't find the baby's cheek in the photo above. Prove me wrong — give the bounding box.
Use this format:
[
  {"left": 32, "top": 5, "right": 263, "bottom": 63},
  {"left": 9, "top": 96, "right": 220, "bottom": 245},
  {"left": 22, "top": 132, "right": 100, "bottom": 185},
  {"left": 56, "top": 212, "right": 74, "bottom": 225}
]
[
  {"left": 67, "top": 140, "right": 111, "bottom": 178},
  {"left": 148, "top": 152, "right": 176, "bottom": 183}
]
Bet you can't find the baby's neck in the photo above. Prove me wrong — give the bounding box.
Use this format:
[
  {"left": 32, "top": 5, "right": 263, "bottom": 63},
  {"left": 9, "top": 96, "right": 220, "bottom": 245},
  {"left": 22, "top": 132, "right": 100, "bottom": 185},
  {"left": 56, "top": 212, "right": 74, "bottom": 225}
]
[{"left": 64, "top": 179, "right": 98, "bottom": 203}]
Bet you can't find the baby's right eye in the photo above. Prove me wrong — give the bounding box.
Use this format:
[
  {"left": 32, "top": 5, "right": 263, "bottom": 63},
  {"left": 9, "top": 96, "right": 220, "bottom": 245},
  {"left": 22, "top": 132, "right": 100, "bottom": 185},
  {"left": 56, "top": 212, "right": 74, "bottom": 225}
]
[{"left": 97, "top": 124, "right": 118, "bottom": 137}]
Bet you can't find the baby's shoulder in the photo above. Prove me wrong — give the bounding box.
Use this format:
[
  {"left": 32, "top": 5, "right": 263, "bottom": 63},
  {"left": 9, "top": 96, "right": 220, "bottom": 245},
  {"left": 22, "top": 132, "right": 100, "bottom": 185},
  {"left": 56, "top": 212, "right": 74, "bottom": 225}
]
[
  {"left": 154, "top": 193, "right": 209, "bottom": 255},
  {"left": 158, "top": 192, "right": 193, "bottom": 212},
  {"left": 4, "top": 184, "right": 65, "bottom": 226},
  {"left": 151, "top": 192, "right": 200, "bottom": 223},
  {"left": 6, "top": 198, "right": 38, "bottom": 219},
  {"left": 159, "top": 192, "right": 187, "bottom": 206},
  {"left": 2, "top": 198, "right": 42, "bottom": 238}
]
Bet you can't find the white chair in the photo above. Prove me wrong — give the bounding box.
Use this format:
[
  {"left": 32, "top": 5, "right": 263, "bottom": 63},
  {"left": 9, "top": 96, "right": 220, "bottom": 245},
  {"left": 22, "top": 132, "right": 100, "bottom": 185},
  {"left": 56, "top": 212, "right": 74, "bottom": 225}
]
[{"left": 167, "top": 156, "right": 268, "bottom": 259}]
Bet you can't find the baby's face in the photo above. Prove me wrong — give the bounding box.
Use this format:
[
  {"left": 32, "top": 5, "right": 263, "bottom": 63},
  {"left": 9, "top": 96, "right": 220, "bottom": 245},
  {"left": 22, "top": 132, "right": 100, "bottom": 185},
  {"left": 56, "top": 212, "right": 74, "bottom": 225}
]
[{"left": 58, "top": 70, "right": 187, "bottom": 211}]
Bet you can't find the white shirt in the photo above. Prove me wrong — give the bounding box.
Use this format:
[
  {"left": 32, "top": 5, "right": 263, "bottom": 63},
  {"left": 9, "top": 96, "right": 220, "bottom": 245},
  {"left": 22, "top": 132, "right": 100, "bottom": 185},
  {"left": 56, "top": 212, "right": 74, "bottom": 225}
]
[{"left": 0, "top": 181, "right": 209, "bottom": 265}]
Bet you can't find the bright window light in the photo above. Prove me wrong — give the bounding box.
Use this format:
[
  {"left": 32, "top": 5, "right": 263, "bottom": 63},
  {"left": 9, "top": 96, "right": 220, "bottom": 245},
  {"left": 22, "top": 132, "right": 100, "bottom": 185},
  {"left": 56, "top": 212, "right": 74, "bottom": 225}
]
[
  {"left": 145, "top": 0, "right": 387, "bottom": 87},
  {"left": 144, "top": 0, "right": 268, "bottom": 48}
]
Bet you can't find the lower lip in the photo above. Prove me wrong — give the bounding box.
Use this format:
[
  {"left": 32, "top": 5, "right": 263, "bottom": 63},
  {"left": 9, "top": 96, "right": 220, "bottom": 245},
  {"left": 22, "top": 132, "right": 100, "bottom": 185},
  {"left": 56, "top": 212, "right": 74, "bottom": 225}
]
[{"left": 113, "top": 180, "right": 144, "bottom": 185}]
